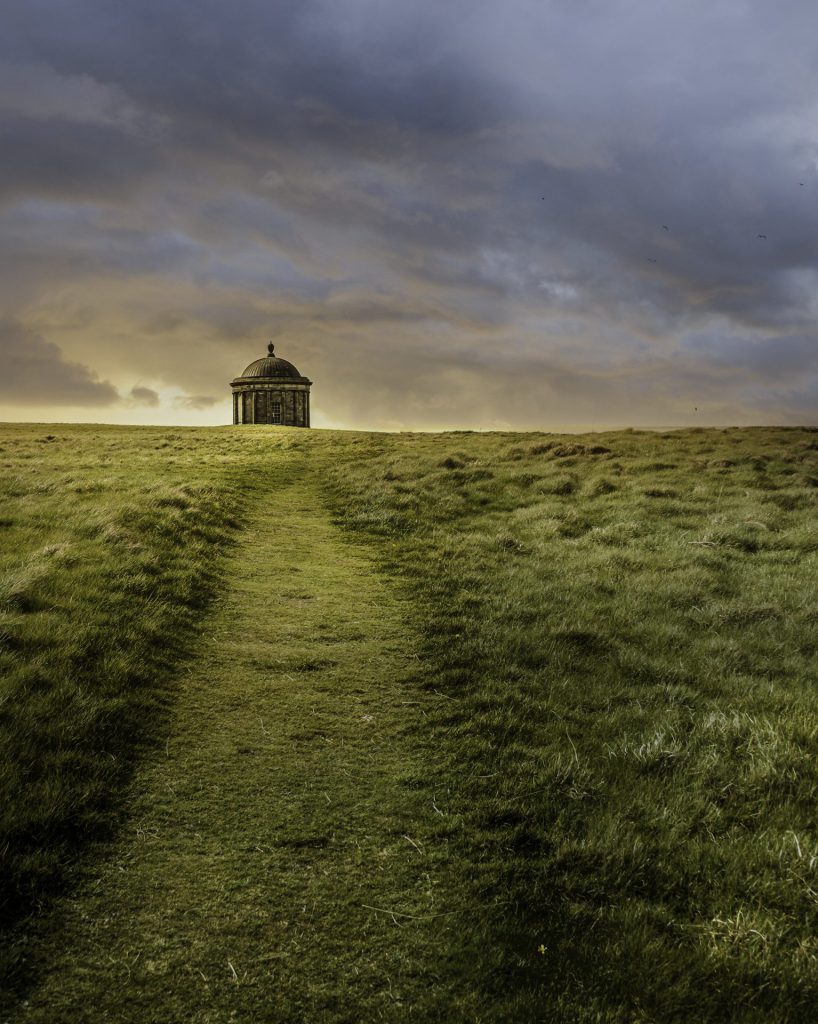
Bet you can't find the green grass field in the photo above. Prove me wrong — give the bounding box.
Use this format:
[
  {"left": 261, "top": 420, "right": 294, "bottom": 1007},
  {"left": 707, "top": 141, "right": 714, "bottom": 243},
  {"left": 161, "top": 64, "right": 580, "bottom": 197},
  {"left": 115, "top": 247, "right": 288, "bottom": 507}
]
[{"left": 1, "top": 423, "right": 817, "bottom": 1022}]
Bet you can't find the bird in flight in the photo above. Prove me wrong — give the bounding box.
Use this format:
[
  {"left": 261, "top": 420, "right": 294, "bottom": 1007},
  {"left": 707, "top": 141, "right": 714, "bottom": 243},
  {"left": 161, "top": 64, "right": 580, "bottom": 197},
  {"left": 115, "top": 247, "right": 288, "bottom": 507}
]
[
  {"left": 662, "top": 225, "right": 669, "bottom": 231},
  {"left": 800, "top": 182, "right": 805, "bottom": 186},
  {"left": 757, "top": 234, "right": 767, "bottom": 239},
  {"left": 647, "top": 257, "right": 658, "bottom": 263}
]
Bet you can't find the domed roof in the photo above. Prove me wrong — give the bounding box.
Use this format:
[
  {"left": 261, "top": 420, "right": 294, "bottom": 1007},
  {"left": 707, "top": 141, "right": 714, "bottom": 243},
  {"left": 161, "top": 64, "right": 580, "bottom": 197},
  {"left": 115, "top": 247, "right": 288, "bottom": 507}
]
[{"left": 236, "top": 342, "right": 303, "bottom": 379}]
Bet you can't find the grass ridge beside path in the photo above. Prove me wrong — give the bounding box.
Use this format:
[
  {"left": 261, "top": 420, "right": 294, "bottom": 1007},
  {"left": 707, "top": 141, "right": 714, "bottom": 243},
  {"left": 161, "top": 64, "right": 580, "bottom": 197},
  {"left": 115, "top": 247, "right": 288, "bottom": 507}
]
[
  {"left": 0, "top": 425, "right": 281, "bottom": 998},
  {"left": 7, "top": 442, "right": 482, "bottom": 1022},
  {"left": 323, "top": 425, "right": 818, "bottom": 1023}
]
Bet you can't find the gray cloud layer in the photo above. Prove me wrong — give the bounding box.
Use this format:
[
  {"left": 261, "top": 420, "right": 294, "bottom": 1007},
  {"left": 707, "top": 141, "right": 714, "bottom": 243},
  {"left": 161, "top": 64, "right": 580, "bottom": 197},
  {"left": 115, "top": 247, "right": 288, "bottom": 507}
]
[
  {"left": 130, "top": 385, "right": 160, "bottom": 407},
  {"left": 0, "top": 320, "right": 118, "bottom": 405},
  {"left": 1, "top": 0, "right": 817, "bottom": 424}
]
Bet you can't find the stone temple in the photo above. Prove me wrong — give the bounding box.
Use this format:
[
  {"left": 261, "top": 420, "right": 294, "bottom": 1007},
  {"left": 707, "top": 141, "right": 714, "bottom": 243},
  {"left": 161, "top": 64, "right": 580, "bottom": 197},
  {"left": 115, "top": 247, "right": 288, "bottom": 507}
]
[{"left": 230, "top": 342, "right": 312, "bottom": 426}]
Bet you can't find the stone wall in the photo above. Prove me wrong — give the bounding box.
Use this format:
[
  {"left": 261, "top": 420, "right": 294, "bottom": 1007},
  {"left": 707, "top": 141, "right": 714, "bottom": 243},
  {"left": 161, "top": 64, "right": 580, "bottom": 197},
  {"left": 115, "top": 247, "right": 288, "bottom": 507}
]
[{"left": 232, "top": 383, "right": 311, "bottom": 426}]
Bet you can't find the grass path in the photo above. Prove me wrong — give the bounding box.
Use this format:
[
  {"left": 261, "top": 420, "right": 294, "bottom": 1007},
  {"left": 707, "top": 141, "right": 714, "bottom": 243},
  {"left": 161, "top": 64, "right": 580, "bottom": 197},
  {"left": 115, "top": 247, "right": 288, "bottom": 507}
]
[{"left": 16, "top": 451, "right": 464, "bottom": 1023}]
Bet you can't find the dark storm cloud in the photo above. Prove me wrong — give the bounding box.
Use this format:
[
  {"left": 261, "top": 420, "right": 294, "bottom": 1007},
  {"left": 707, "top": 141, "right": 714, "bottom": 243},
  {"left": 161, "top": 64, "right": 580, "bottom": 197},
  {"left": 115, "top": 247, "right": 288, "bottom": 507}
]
[
  {"left": 682, "top": 332, "right": 818, "bottom": 378},
  {"left": 0, "top": 115, "right": 161, "bottom": 204},
  {"left": 0, "top": 321, "right": 119, "bottom": 405},
  {"left": 3, "top": 0, "right": 502, "bottom": 144},
  {"left": 2, "top": 0, "right": 818, "bottom": 425},
  {"left": 130, "top": 385, "right": 160, "bottom": 406}
]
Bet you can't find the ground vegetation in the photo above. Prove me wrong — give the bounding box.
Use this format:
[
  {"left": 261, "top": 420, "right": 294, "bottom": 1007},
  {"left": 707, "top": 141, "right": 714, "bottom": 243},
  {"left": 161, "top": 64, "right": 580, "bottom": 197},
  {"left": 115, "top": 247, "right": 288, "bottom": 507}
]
[{"left": 1, "top": 424, "right": 816, "bottom": 1022}]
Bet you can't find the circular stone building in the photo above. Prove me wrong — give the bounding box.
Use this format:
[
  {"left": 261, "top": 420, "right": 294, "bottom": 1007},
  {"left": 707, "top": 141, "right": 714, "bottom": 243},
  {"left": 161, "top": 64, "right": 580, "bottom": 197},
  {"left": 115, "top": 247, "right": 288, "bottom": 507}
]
[{"left": 230, "top": 342, "right": 312, "bottom": 426}]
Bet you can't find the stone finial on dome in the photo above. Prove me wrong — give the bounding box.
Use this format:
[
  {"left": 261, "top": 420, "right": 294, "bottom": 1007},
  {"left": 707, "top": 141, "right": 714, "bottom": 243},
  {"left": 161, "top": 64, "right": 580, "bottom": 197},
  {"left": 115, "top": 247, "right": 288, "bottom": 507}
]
[{"left": 267, "top": 341, "right": 275, "bottom": 356}]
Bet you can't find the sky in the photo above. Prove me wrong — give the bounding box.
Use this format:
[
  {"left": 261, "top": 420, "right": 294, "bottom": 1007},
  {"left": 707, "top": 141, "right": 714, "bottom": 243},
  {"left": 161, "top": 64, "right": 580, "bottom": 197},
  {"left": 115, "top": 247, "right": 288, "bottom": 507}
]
[{"left": 1, "top": 0, "right": 817, "bottom": 430}]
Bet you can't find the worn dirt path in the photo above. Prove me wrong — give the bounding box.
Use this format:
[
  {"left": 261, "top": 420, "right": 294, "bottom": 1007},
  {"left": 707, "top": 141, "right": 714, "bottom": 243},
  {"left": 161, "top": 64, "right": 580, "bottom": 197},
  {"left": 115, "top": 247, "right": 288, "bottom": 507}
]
[{"left": 17, "top": 453, "right": 463, "bottom": 1023}]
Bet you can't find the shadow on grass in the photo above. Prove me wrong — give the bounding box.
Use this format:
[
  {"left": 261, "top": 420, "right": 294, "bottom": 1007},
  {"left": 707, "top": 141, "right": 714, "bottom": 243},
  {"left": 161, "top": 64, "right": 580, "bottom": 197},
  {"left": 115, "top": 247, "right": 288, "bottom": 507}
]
[{"left": 0, "top": 455, "right": 268, "bottom": 1011}]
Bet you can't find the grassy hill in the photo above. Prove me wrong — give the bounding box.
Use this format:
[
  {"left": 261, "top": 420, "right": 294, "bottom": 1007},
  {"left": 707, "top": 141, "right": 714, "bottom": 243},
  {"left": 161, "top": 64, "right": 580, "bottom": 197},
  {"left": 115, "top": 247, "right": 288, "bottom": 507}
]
[{"left": 1, "top": 423, "right": 817, "bottom": 1021}]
